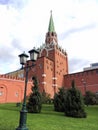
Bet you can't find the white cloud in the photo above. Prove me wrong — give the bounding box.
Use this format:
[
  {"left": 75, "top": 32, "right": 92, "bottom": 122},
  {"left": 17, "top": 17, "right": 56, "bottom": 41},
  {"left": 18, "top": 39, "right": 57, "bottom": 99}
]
[{"left": 0, "top": 0, "right": 98, "bottom": 74}]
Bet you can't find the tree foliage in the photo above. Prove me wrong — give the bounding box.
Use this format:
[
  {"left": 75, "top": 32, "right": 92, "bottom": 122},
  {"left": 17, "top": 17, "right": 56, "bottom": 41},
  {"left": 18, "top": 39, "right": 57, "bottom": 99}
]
[
  {"left": 27, "top": 76, "right": 42, "bottom": 113},
  {"left": 84, "top": 91, "right": 96, "bottom": 105},
  {"left": 64, "top": 80, "right": 87, "bottom": 118},
  {"left": 54, "top": 87, "right": 66, "bottom": 112},
  {"left": 41, "top": 90, "right": 52, "bottom": 104}
]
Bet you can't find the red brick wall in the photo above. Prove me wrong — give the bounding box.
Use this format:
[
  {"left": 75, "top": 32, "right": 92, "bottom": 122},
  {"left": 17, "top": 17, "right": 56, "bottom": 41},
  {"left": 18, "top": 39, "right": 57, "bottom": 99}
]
[
  {"left": 53, "top": 49, "right": 68, "bottom": 90},
  {"left": 26, "top": 56, "right": 55, "bottom": 98},
  {"left": 1, "top": 63, "right": 98, "bottom": 103},
  {"left": 25, "top": 45, "right": 68, "bottom": 98},
  {"left": 0, "top": 75, "right": 32, "bottom": 103},
  {"left": 64, "top": 69, "right": 98, "bottom": 95},
  {"left": 43, "top": 57, "right": 54, "bottom": 97}
]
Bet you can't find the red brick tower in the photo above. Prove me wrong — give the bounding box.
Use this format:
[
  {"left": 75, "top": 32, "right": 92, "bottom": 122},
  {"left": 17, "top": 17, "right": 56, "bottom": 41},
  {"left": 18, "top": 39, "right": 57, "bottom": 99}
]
[{"left": 28, "top": 12, "right": 68, "bottom": 97}]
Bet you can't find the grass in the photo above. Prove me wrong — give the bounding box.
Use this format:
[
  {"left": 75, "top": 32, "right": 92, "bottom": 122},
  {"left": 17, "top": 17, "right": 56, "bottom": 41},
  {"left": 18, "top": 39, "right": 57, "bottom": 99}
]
[{"left": 0, "top": 103, "right": 98, "bottom": 130}]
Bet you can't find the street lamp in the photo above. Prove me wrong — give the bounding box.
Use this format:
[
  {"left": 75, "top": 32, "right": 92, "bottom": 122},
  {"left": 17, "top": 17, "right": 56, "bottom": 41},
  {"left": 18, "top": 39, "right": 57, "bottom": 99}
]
[
  {"left": 16, "top": 48, "right": 39, "bottom": 130},
  {"left": 81, "top": 79, "right": 87, "bottom": 95}
]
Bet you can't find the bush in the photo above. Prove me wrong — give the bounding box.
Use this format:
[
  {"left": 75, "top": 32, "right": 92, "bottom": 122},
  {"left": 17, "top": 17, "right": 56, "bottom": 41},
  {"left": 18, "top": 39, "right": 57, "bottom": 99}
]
[
  {"left": 64, "top": 80, "right": 87, "bottom": 118},
  {"left": 16, "top": 102, "right": 21, "bottom": 107},
  {"left": 95, "top": 92, "right": 98, "bottom": 104},
  {"left": 54, "top": 87, "right": 66, "bottom": 112},
  {"left": 41, "top": 91, "right": 52, "bottom": 104},
  {"left": 27, "top": 76, "right": 42, "bottom": 113},
  {"left": 84, "top": 91, "right": 96, "bottom": 105}
]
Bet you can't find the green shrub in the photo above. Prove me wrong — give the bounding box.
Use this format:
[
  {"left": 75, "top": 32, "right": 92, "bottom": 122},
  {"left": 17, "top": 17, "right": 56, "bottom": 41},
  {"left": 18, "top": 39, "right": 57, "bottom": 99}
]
[
  {"left": 84, "top": 91, "right": 96, "bottom": 105},
  {"left": 54, "top": 87, "right": 66, "bottom": 112},
  {"left": 95, "top": 92, "right": 98, "bottom": 104},
  {"left": 27, "top": 76, "right": 42, "bottom": 113},
  {"left": 64, "top": 80, "right": 87, "bottom": 118},
  {"left": 41, "top": 91, "right": 52, "bottom": 104}
]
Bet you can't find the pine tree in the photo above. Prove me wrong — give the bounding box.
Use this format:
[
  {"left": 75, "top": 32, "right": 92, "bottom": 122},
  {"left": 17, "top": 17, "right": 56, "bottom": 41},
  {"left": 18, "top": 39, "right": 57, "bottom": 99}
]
[
  {"left": 54, "top": 87, "right": 66, "bottom": 112},
  {"left": 27, "top": 76, "right": 42, "bottom": 113},
  {"left": 64, "top": 80, "right": 87, "bottom": 118}
]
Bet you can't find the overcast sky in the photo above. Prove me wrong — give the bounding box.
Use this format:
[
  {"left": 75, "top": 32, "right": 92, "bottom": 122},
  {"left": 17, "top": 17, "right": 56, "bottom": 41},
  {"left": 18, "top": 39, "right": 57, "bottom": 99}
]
[{"left": 0, "top": 0, "right": 98, "bottom": 74}]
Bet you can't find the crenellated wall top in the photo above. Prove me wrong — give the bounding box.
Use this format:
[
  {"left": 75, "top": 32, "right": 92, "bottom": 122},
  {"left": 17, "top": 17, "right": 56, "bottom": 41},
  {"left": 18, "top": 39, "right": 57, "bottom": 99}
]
[{"left": 0, "top": 74, "right": 32, "bottom": 82}]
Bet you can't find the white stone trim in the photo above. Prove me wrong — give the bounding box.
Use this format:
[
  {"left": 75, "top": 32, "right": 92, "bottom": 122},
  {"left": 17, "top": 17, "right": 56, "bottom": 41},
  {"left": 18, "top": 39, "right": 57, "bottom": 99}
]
[
  {"left": 42, "top": 74, "right": 46, "bottom": 77},
  {"left": 0, "top": 91, "right": 3, "bottom": 96},
  {"left": 42, "top": 82, "right": 46, "bottom": 85},
  {"left": 52, "top": 84, "right": 57, "bottom": 87},
  {"left": 52, "top": 77, "right": 57, "bottom": 80}
]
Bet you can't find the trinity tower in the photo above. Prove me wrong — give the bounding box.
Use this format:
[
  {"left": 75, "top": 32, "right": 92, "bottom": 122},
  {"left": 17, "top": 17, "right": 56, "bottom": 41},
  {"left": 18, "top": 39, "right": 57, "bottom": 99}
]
[{"left": 27, "top": 11, "right": 68, "bottom": 97}]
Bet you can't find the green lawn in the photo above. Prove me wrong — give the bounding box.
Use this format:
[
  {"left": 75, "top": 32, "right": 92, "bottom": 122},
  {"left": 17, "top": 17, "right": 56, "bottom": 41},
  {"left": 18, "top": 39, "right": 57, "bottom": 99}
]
[{"left": 0, "top": 103, "right": 98, "bottom": 130}]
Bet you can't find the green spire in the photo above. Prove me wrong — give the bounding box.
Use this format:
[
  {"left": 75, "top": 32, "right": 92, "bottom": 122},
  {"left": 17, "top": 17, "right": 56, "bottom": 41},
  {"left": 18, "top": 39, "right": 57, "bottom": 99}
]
[{"left": 48, "top": 11, "right": 55, "bottom": 32}]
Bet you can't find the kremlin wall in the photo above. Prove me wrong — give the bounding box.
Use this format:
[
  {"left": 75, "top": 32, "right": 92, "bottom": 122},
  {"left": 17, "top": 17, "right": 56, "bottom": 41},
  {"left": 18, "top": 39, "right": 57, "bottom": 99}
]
[
  {"left": 0, "top": 74, "right": 32, "bottom": 103},
  {"left": 0, "top": 13, "right": 98, "bottom": 103}
]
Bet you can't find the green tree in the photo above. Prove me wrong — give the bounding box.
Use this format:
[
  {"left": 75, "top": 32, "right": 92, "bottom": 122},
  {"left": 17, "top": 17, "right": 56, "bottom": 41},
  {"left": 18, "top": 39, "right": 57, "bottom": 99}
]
[
  {"left": 27, "top": 76, "right": 42, "bottom": 113},
  {"left": 41, "top": 90, "right": 52, "bottom": 104},
  {"left": 54, "top": 87, "right": 66, "bottom": 112},
  {"left": 95, "top": 92, "right": 98, "bottom": 104},
  {"left": 64, "top": 80, "right": 87, "bottom": 118},
  {"left": 84, "top": 91, "right": 96, "bottom": 105}
]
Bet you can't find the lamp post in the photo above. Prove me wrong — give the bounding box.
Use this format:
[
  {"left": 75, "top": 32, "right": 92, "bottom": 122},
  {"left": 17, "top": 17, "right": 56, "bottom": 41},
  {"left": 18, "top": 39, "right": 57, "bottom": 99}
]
[
  {"left": 16, "top": 48, "right": 39, "bottom": 130},
  {"left": 81, "top": 79, "right": 87, "bottom": 95}
]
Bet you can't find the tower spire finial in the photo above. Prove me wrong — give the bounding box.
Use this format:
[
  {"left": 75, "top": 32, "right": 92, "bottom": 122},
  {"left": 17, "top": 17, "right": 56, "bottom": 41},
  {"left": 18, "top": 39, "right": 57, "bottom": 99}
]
[
  {"left": 48, "top": 10, "right": 55, "bottom": 32},
  {"left": 50, "top": 10, "right": 52, "bottom": 14}
]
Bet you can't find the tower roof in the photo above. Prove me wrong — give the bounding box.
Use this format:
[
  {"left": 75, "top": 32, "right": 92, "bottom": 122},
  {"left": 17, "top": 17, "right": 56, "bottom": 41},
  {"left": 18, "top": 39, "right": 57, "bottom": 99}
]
[{"left": 48, "top": 11, "right": 55, "bottom": 32}]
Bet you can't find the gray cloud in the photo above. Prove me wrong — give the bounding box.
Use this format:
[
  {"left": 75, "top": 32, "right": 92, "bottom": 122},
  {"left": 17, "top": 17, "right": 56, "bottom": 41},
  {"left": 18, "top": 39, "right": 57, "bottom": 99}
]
[
  {"left": 9, "top": 0, "right": 28, "bottom": 9},
  {"left": 11, "top": 38, "right": 23, "bottom": 50},
  {"left": 69, "top": 58, "right": 90, "bottom": 73},
  {"left": 0, "top": 0, "right": 29, "bottom": 9},
  {"left": 0, "top": 37, "right": 23, "bottom": 64},
  {"left": 0, "top": 0, "right": 9, "bottom": 5},
  {"left": 0, "top": 46, "right": 15, "bottom": 63},
  {"left": 59, "top": 23, "right": 96, "bottom": 40}
]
